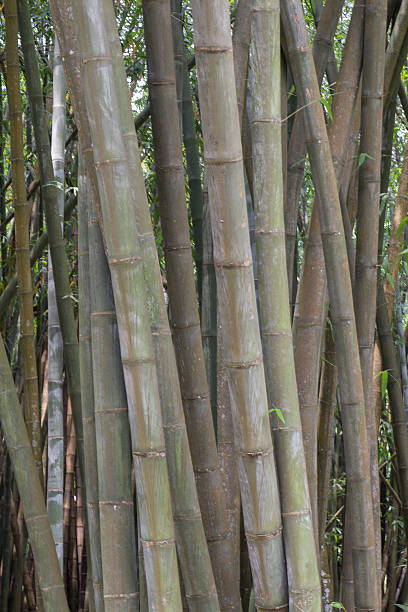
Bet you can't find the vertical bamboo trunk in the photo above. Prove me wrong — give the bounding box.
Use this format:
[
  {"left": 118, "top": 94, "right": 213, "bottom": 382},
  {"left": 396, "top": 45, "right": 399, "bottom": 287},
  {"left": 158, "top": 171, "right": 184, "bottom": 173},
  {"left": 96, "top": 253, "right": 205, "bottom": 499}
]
[
  {"left": 190, "top": 0, "right": 289, "bottom": 608},
  {"left": 354, "top": 1, "right": 387, "bottom": 595},
  {"left": 143, "top": 1, "right": 237, "bottom": 608},
  {"left": 249, "top": 1, "right": 321, "bottom": 607},
  {"left": 71, "top": 1, "right": 182, "bottom": 608},
  {"left": 171, "top": 0, "right": 204, "bottom": 305},
  {"left": 77, "top": 161, "right": 105, "bottom": 612},
  {"left": 4, "top": 0, "right": 42, "bottom": 475},
  {"left": 87, "top": 192, "right": 139, "bottom": 612},
  {"left": 281, "top": 1, "right": 378, "bottom": 609},
  {"left": 47, "top": 38, "right": 65, "bottom": 571},
  {"left": 17, "top": 0, "right": 85, "bottom": 485},
  {"left": 0, "top": 336, "right": 69, "bottom": 611},
  {"left": 101, "top": 2, "right": 239, "bottom": 608},
  {"left": 383, "top": 0, "right": 408, "bottom": 98}
]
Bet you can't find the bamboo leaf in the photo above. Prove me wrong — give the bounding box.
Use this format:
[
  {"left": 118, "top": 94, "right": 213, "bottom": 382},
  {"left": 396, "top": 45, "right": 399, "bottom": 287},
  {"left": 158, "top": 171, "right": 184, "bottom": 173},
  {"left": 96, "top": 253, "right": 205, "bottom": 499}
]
[
  {"left": 331, "top": 603, "right": 345, "bottom": 610},
  {"left": 395, "top": 216, "right": 407, "bottom": 239},
  {"left": 358, "top": 152, "right": 375, "bottom": 168}
]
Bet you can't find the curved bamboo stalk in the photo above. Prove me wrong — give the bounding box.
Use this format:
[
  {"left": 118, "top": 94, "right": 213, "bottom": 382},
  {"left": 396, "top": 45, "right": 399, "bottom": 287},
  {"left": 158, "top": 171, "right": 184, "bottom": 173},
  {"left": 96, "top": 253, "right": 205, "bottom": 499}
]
[
  {"left": 190, "top": 0, "right": 288, "bottom": 608},
  {"left": 71, "top": 1, "right": 182, "bottom": 608},
  {"left": 249, "top": 1, "right": 320, "bottom": 607},
  {"left": 17, "top": 0, "right": 85, "bottom": 486},
  {"left": 77, "top": 163, "right": 105, "bottom": 612},
  {"left": 88, "top": 192, "right": 139, "bottom": 612},
  {"left": 143, "top": 1, "right": 234, "bottom": 608},
  {"left": 0, "top": 336, "right": 69, "bottom": 611},
  {"left": 5, "top": 0, "right": 41, "bottom": 476},
  {"left": 47, "top": 38, "right": 66, "bottom": 570},
  {"left": 281, "top": 0, "right": 378, "bottom": 608}
]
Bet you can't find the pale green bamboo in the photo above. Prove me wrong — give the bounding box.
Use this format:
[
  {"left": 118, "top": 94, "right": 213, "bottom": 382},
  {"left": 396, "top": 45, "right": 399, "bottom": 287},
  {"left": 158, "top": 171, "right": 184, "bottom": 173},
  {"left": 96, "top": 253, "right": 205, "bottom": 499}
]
[
  {"left": 190, "top": 0, "right": 288, "bottom": 608},
  {"left": 17, "top": 0, "right": 85, "bottom": 485},
  {"left": 77, "top": 162, "right": 105, "bottom": 612},
  {"left": 88, "top": 191, "right": 138, "bottom": 612},
  {"left": 71, "top": 1, "right": 182, "bottom": 607},
  {"left": 0, "top": 336, "right": 69, "bottom": 611},
  {"left": 249, "top": 1, "right": 320, "bottom": 606},
  {"left": 5, "top": 0, "right": 42, "bottom": 477},
  {"left": 281, "top": 1, "right": 378, "bottom": 608},
  {"left": 384, "top": 0, "right": 408, "bottom": 97},
  {"left": 47, "top": 38, "right": 65, "bottom": 571}
]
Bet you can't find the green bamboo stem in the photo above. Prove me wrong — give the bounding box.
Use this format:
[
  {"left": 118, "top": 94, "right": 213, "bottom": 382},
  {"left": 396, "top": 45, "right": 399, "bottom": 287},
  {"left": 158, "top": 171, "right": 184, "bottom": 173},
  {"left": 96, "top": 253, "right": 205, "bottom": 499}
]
[
  {"left": 0, "top": 456, "right": 12, "bottom": 610},
  {"left": 0, "top": 195, "right": 77, "bottom": 317},
  {"left": 77, "top": 163, "right": 105, "bottom": 612},
  {"left": 87, "top": 192, "right": 139, "bottom": 612},
  {"left": 281, "top": 0, "right": 378, "bottom": 609},
  {"left": 101, "top": 2, "right": 238, "bottom": 608},
  {"left": 47, "top": 38, "right": 66, "bottom": 571},
  {"left": 0, "top": 335, "right": 69, "bottom": 611},
  {"left": 190, "top": 0, "right": 288, "bottom": 608},
  {"left": 285, "top": 0, "right": 344, "bottom": 297},
  {"left": 232, "top": 0, "right": 252, "bottom": 131},
  {"left": 71, "top": 1, "right": 182, "bottom": 607},
  {"left": 249, "top": 1, "right": 321, "bottom": 607},
  {"left": 17, "top": 0, "right": 85, "bottom": 486},
  {"left": 5, "top": 0, "right": 42, "bottom": 477}
]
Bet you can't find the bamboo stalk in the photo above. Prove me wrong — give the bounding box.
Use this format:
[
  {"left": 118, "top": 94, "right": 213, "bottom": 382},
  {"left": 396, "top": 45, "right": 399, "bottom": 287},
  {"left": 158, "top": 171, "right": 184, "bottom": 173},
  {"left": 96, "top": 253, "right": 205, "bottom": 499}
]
[
  {"left": 0, "top": 336, "right": 69, "bottom": 611},
  {"left": 47, "top": 38, "right": 65, "bottom": 571},
  {"left": 249, "top": 0, "right": 321, "bottom": 606},
  {"left": 88, "top": 187, "right": 139, "bottom": 612},
  {"left": 77, "top": 161, "right": 105, "bottom": 612},
  {"left": 71, "top": 1, "right": 183, "bottom": 607},
  {"left": 190, "top": 0, "right": 288, "bottom": 607},
  {"left": 281, "top": 0, "right": 378, "bottom": 608},
  {"left": 5, "top": 0, "right": 42, "bottom": 478}
]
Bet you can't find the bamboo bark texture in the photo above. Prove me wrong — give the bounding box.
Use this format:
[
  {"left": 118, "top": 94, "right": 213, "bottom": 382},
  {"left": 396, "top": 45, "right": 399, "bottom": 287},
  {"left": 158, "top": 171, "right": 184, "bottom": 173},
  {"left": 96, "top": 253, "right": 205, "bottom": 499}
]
[
  {"left": 190, "top": 0, "right": 289, "bottom": 608},
  {"left": 71, "top": 0, "right": 183, "bottom": 608},
  {"left": 249, "top": 0, "right": 321, "bottom": 608},
  {"left": 281, "top": 0, "right": 378, "bottom": 609}
]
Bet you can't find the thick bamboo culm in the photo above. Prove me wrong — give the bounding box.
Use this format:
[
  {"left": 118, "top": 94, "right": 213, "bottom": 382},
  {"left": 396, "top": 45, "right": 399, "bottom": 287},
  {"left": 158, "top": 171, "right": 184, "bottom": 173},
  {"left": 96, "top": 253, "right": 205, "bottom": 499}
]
[
  {"left": 71, "top": 0, "right": 182, "bottom": 607},
  {"left": 190, "top": 0, "right": 288, "bottom": 608}
]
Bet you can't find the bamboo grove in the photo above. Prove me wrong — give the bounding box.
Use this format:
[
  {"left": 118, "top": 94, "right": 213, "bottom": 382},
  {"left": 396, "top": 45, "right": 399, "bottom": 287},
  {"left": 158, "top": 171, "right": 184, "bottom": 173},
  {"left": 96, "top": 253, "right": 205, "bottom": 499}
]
[{"left": 0, "top": 0, "right": 408, "bottom": 609}]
